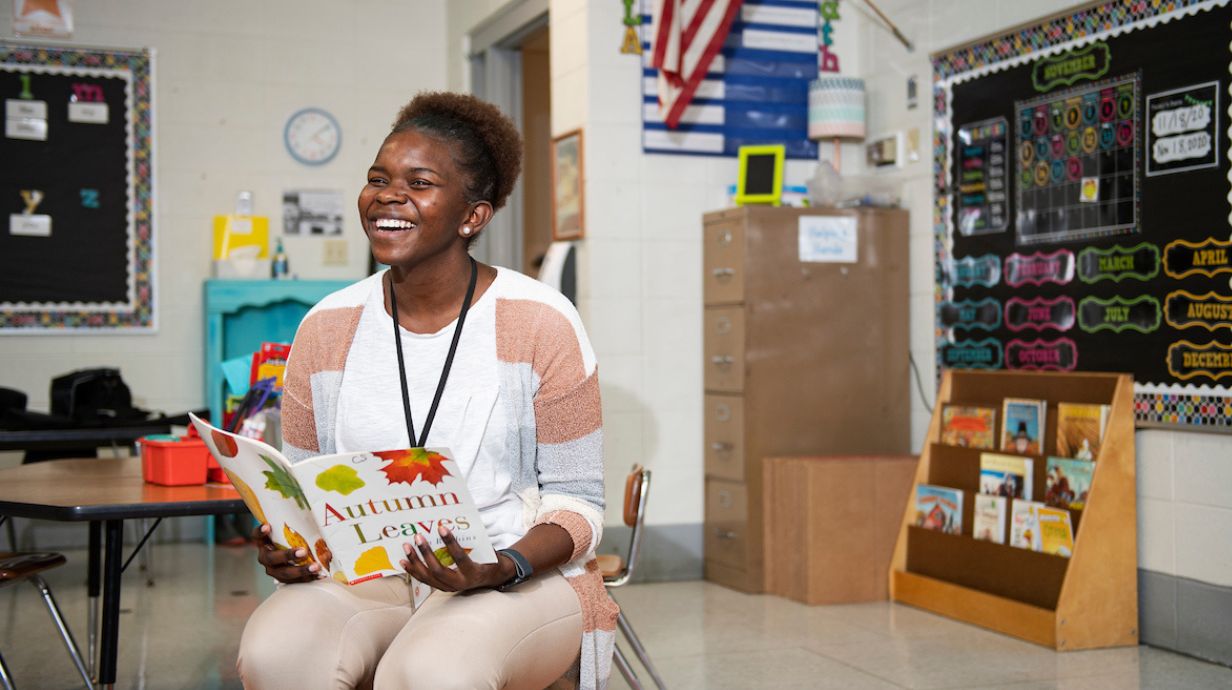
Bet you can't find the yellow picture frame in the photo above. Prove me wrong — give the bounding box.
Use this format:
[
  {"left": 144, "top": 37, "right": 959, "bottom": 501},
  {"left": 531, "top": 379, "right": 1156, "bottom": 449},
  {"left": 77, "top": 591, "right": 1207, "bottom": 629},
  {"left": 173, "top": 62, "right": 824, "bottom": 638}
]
[{"left": 734, "top": 144, "right": 786, "bottom": 206}]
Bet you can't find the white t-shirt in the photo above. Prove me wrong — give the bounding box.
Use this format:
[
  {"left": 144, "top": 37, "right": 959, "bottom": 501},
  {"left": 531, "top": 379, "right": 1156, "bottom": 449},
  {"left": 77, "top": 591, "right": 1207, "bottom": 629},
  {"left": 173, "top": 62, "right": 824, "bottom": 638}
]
[{"left": 333, "top": 268, "right": 524, "bottom": 550}]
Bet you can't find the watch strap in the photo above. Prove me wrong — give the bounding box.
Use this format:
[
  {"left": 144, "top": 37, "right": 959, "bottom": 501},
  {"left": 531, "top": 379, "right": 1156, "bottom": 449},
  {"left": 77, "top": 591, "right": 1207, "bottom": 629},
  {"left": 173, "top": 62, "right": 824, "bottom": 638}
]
[{"left": 496, "top": 548, "right": 533, "bottom": 591}]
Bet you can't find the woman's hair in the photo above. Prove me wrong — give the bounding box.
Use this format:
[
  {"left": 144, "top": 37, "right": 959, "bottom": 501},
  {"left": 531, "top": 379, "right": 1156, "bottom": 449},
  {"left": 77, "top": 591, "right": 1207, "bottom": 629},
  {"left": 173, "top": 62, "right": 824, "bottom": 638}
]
[{"left": 391, "top": 92, "right": 523, "bottom": 212}]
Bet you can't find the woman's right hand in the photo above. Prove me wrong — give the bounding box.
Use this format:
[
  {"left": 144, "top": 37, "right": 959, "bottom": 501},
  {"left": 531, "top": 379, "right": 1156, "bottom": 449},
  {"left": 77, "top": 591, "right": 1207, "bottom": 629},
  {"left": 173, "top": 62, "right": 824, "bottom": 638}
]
[{"left": 252, "top": 523, "right": 320, "bottom": 583}]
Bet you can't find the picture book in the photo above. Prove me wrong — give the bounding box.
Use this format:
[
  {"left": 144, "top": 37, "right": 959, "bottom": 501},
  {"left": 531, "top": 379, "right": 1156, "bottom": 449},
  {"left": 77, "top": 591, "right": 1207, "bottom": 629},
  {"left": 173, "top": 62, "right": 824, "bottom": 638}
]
[
  {"left": 1009, "top": 499, "right": 1044, "bottom": 551},
  {"left": 914, "top": 484, "right": 963, "bottom": 535},
  {"left": 1001, "top": 398, "right": 1046, "bottom": 455},
  {"left": 940, "top": 405, "right": 997, "bottom": 449},
  {"left": 1044, "top": 457, "right": 1095, "bottom": 510},
  {"left": 190, "top": 414, "right": 496, "bottom": 606},
  {"left": 1037, "top": 505, "right": 1075, "bottom": 557},
  {"left": 979, "top": 452, "right": 1034, "bottom": 501},
  {"left": 1056, "top": 403, "right": 1109, "bottom": 460},
  {"left": 973, "top": 494, "right": 1007, "bottom": 544}
]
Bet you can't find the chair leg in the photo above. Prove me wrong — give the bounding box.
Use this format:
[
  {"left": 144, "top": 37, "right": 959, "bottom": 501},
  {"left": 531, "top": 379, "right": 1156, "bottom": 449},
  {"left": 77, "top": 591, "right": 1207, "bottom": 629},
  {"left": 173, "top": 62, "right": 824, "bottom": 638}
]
[
  {"left": 0, "top": 649, "right": 15, "bottom": 690},
  {"left": 617, "top": 610, "right": 667, "bottom": 690},
  {"left": 612, "top": 644, "right": 644, "bottom": 690},
  {"left": 29, "top": 575, "right": 93, "bottom": 690}
]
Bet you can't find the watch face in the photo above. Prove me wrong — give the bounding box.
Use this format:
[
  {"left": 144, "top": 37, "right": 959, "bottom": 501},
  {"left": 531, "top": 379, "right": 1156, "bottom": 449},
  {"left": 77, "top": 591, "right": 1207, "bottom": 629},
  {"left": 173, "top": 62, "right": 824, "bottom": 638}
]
[{"left": 284, "top": 107, "right": 341, "bottom": 165}]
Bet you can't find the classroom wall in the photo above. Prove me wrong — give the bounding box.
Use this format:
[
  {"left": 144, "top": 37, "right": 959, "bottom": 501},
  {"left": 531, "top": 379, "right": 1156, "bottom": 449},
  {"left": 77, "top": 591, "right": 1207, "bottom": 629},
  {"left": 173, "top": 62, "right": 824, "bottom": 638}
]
[
  {"left": 0, "top": 0, "right": 446, "bottom": 419},
  {"left": 854, "top": 0, "right": 1232, "bottom": 665}
]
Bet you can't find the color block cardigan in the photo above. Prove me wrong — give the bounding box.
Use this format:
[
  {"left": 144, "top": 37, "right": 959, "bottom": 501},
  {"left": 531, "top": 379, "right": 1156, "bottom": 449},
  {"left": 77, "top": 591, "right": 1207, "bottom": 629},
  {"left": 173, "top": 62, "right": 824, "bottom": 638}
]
[{"left": 279, "top": 269, "right": 618, "bottom": 689}]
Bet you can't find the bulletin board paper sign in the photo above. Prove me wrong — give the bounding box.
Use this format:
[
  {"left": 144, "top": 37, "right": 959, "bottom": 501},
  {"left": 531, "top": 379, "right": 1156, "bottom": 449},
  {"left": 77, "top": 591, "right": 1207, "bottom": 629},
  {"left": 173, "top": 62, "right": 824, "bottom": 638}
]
[
  {"left": 9, "top": 214, "right": 50, "bottom": 236},
  {"left": 5, "top": 116, "right": 46, "bottom": 140},
  {"left": 6, "top": 97, "right": 46, "bottom": 118},
  {"left": 67, "top": 101, "right": 107, "bottom": 124},
  {"left": 1146, "top": 81, "right": 1220, "bottom": 177},
  {"left": 12, "top": 0, "right": 74, "bottom": 39},
  {"left": 798, "top": 216, "right": 857, "bottom": 263}
]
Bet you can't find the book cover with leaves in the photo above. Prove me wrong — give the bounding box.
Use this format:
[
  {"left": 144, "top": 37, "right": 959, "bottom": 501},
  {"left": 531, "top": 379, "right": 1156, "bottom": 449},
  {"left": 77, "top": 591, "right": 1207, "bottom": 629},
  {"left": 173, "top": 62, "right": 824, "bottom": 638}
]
[
  {"left": 914, "top": 484, "right": 963, "bottom": 535},
  {"left": 1044, "top": 456, "right": 1095, "bottom": 510},
  {"left": 979, "top": 452, "right": 1034, "bottom": 501},
  {"left": 1009, "top": 499, "right": 1043, "bottom": 551},
  {"left": 973, "top": 494, "right": 1007, "bottom": 544},
  {"left": 1037, "top": 505, "right": 1075, "bottom": 557},
  {"left": 190, "top": 414, "right": 496, "bottom": 606},
  {"left": 1056, "top": 403, "right": 1109, "bottom": 460},
  {"left": 1001, "top": 398, "right": 1046, "bottom": 455},
  {"left": 940, "top": 405, "right": 997, "bottom": 449}
]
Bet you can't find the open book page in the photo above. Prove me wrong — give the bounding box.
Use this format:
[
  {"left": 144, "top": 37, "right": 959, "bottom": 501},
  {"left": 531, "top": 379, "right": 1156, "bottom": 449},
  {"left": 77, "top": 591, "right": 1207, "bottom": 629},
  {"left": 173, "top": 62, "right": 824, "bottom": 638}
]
[{"left": 191, "top": 414, "right": 496, "bottom": 608}]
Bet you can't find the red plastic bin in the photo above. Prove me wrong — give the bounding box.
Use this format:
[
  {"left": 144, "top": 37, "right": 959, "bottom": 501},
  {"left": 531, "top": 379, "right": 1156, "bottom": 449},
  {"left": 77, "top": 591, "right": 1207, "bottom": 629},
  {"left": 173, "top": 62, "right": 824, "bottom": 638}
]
[{"left": 141, "top": 435, "right": 209, "bottom": 486}]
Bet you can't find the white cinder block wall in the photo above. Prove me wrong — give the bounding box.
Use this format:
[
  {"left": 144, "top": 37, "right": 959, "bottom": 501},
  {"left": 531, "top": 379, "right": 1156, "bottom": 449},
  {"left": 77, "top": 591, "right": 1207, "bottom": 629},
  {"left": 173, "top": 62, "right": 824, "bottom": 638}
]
[{"left": 0, "top": 0, "right": 447, "bottom": 423}]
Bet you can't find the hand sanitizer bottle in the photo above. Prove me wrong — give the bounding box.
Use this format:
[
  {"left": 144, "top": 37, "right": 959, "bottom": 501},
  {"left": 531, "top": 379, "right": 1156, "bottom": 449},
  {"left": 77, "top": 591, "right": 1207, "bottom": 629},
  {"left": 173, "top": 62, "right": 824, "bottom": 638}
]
[{"left": 271, "top": 238, "right": 290, "bottom": 280}]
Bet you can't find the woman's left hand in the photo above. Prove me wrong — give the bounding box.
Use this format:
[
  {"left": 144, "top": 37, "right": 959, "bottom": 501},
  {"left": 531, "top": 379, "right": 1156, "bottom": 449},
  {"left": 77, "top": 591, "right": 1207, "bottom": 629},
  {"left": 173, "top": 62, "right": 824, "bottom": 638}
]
[{"left": 400, "top": 525, "right": 515, "bottom": 593}]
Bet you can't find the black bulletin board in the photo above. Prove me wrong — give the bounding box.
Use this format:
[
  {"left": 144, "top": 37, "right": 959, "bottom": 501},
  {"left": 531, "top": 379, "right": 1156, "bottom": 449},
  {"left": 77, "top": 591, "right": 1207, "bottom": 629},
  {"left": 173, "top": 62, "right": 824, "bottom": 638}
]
[
  {"left": 0, "top": 43, "right": 154, "bottom": 332},
  {"left": 933, "top": 1, "right": 1232, "bottom": 431}
]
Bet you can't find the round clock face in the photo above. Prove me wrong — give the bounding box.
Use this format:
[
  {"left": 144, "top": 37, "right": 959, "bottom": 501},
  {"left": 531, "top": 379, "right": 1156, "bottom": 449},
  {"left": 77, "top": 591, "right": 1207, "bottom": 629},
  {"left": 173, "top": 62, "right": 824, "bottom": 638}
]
[{"left": 284, "top": 107, "right": 341, "bottom": 165}]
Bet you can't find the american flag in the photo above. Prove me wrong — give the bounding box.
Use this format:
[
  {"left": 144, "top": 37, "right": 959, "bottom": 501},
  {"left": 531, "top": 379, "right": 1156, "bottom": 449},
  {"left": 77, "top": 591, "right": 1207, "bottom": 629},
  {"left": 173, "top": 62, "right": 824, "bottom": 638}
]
[{"left": 651, "top": 0, "right": 744, "bottom": 129}]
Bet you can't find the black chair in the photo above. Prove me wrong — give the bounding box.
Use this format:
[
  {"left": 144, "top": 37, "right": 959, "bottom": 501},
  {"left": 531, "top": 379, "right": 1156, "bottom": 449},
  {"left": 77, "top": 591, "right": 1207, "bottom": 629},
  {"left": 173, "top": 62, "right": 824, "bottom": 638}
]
[{"left": 0, "top": 552, "right": 92, "bottom": 689}]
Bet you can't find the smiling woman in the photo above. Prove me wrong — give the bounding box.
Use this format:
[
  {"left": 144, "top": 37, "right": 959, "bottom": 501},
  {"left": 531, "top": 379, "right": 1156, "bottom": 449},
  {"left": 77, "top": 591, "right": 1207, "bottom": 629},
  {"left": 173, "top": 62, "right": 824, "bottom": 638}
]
[{"left": 236, "top": 92, "right": 618, "bottom": 690}]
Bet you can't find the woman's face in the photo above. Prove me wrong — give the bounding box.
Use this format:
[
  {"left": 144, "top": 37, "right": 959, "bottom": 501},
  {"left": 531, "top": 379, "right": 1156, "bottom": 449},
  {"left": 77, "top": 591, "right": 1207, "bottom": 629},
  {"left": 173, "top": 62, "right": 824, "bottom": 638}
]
[{"left": 359, "top": 128, "right": 472, "bottom": 269}]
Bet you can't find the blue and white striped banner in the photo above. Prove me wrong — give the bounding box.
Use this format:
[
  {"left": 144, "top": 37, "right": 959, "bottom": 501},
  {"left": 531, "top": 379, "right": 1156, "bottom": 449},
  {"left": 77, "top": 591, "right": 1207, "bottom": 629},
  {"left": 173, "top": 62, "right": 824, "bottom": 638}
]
[{"left": 641, "top": 0, "right": 820, "bottom": 159}]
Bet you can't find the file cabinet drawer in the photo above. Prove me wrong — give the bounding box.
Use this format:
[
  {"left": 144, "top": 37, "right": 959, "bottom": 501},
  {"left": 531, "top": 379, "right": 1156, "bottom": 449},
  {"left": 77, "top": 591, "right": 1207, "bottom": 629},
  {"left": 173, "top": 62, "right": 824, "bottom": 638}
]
[
  {"left": 704, "top": 394, "right": 745, "bottom": 481},
  {"left": 703, "top": 221, "right": 745, "bottom": 304},
  {"left": 705, "top": 479, "right": 748, "bottom": 569},
  {"left": 703, "top": 306, "right": 744, "bottom": 392}
]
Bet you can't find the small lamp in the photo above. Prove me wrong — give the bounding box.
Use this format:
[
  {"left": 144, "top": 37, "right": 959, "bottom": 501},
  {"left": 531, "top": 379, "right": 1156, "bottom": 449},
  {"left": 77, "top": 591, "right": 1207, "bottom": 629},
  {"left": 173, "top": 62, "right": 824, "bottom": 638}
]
[{"left": 808, "top": 77, "right": 866, "bottom": 173}]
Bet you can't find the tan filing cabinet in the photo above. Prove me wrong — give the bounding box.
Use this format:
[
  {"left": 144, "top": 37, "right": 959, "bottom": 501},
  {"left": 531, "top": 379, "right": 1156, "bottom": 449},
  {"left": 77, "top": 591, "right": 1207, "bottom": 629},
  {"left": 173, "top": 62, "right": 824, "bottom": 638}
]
[{"left": 702, "top": 206, "right": 911, "bottom": 593}]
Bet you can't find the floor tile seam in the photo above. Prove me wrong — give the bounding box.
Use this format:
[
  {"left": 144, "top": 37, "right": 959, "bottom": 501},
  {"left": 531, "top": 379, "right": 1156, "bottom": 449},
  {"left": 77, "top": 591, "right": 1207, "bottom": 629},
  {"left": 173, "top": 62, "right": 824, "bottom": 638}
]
[{"left": 795, "top": 644, "right": 914, "bottom": 689}]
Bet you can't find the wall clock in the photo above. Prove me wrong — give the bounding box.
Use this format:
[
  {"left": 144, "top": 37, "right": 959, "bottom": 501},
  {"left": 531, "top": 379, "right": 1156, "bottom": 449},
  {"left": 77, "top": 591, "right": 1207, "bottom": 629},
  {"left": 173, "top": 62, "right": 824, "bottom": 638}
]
[{"left": 284, "top": 107, "right": 341, "bottom": 165}]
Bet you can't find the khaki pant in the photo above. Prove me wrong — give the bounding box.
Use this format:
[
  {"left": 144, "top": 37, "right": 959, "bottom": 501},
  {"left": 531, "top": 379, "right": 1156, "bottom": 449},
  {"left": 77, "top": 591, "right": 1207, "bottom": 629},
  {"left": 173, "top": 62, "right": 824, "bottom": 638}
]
[{"left": 238, "top": 572, "right": 583, "bottom": 690}]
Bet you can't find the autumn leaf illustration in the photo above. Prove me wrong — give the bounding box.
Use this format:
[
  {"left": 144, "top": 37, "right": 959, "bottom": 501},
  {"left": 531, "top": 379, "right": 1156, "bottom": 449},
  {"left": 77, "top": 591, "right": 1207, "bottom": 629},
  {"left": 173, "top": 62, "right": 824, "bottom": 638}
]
[
  {"left": 283, "top": 525, "right": 314, "bottom": 567},
  {"left": 374, "top": 449, "right": 452, "bottom": 486},
  {"left": 316, "top": 464, "right": 365, "bottom": 495},
  {"left": 261, "top": 455, "right": 309, "bottom": 510}
]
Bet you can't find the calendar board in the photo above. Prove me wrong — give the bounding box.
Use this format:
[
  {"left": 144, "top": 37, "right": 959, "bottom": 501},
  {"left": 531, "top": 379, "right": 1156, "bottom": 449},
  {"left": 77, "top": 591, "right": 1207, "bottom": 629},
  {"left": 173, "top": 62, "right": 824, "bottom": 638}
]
[
  {"left": 0, "top": 43, "right": 154, "bottom": 332},
  {"left": 933, "top": 0, "right": 1232, "bottom": 431}
]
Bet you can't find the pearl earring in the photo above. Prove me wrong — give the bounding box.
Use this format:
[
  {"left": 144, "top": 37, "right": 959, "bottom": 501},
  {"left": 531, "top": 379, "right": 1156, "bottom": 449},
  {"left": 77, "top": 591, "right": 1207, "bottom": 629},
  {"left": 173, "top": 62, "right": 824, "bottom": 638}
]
[{"left": 462, "top": 226, "right": 471, "bottom": 236}]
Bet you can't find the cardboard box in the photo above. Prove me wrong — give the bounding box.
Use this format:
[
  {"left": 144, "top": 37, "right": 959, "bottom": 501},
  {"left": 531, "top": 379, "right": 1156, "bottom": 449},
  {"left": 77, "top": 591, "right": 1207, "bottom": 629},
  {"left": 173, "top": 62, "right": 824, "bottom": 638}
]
[{"left": 764, "top": 455, "right": 917, "bottom": 604}]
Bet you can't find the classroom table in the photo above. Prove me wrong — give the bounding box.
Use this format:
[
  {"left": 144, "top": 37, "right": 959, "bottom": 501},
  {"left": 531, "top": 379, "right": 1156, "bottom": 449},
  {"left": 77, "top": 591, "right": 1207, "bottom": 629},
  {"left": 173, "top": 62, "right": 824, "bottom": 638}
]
[{"left": 0, "top": 457, "right": 245, "bottom": 689}]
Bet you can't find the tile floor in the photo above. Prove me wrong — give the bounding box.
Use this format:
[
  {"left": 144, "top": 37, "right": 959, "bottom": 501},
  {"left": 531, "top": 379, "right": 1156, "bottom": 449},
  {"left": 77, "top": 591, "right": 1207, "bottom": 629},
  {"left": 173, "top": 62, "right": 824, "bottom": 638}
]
[{"left": 1, "top": 543, "right": 1229, "bottom": 689}]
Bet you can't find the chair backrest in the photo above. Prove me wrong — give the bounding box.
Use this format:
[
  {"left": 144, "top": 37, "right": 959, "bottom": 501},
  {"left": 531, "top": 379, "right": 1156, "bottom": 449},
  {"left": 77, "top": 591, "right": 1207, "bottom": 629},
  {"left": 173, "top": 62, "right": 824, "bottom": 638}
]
[{"left": 621, "top": 464, "right": 651, "bottom": 580}]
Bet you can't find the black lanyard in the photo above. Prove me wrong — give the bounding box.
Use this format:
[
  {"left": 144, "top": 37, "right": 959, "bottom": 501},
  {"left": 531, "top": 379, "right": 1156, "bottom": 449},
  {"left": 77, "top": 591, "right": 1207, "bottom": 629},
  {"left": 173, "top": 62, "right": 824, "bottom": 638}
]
[{"left": 389, "top": 256, "right": 478, "bottom": 448}]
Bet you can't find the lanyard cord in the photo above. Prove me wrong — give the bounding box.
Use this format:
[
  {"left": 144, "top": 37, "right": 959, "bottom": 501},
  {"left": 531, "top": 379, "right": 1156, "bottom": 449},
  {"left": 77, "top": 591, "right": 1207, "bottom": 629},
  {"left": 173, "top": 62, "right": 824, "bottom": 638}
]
[{"left": 389, "top": 256, "right": 478, "bottom": 448}]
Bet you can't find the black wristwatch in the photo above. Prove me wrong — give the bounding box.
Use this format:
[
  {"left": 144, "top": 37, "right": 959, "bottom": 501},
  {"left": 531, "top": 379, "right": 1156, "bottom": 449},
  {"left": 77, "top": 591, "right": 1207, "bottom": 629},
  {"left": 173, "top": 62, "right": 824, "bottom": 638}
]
[{"left": 496, "top": 548, "right": 533, "bottom": 591}]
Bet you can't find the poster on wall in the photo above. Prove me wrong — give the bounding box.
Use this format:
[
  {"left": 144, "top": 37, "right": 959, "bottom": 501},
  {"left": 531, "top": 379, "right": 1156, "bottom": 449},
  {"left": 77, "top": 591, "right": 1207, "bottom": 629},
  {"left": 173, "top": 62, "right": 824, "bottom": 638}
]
[
  {"left": 933, "top": 0, "right": 1232, "bottom": 431},
  {"left": 0, "top": 42, "right": 154, "bottom": 332}
]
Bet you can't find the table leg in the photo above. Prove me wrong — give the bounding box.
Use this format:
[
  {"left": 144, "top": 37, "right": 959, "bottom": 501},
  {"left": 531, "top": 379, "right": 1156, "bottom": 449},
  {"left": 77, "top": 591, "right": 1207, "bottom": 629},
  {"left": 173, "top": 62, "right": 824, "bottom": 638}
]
[
  {"left": 98, "top": 519, "right": 124, "bottom": 689},
  {"left": 87, "top": 521, "right": 100, "bottom": 680}
]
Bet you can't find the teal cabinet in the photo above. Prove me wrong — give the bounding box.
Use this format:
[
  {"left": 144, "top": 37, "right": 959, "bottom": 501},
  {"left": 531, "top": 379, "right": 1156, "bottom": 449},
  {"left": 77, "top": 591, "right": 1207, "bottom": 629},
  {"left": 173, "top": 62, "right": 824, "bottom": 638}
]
[{"left": 203, "top": 280, "right": 352, "bottom": 426}]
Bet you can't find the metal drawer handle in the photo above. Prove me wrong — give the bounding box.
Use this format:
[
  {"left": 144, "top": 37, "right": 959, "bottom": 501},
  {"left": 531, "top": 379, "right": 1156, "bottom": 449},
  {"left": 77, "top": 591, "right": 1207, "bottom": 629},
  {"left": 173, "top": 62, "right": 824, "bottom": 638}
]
[
  {"left": 712, "top": 267, "right": 735, "bottom": 279},
  {"left": 716, "top": 529, "right": 737, "bottom": 540},
  {"left": 719, "top": 230, "right": 733, "bottom": 245},
  {"left": 711, "top": 355, "right": 734, "bottom": 366},
  {"left": 711, "top": 441, "right": 733, "bottom": 452}
]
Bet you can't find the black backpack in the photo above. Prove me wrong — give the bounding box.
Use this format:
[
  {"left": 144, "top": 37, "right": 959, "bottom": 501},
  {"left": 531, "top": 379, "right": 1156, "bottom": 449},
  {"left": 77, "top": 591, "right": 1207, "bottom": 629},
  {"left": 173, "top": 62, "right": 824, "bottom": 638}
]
[{"left": 50, "top": 368, "right": 149, "bottom": 424}]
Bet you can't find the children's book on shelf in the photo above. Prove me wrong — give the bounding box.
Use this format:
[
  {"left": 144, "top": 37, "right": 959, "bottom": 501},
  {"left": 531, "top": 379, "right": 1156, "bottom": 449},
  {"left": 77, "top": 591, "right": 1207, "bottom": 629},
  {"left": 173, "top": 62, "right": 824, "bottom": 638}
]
[
  {"left": 1001, "top": 398, "right": 1046, "bottom": 454},
  {"left": 1056, "top": 403, "right": 1109, "bottom": 460},
  {"left": 973, "top": 494, "right": 1007, "bottom": 544},
  {"left": 940, "top": 405, "right": 997, "bottom": 449},
  {"left": 1044, "top": 456, "right": 1095, "bottom": 510},
  {"left": 1037, "top": 505, "right": 1075, "bottom": 557},
  {"left": 979, "top": 452, "right": 1034, "bottom": 500},
  {"left": 1009, "top": 499, "right": 1044, "bottom": 551},
  {"left": 914, "top": 484, "right": 963, "bottom": 535},
  {"left": 190, "top": 414, "right": 496, "bottom": 608}
]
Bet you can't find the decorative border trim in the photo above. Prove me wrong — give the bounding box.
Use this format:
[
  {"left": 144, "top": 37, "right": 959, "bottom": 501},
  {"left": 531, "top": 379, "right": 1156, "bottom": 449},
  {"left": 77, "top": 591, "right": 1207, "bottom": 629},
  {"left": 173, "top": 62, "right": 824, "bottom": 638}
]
[{"left": 0, "top": 42, "right": 155, "bottom": 332}]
